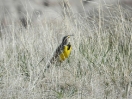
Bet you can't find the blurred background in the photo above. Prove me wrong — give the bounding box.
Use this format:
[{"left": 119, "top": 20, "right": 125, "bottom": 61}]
[
  {"left": 0, "top": 1, "right": 132, "bottom": 99},
  {"left": 0, "top": 0, "right": 132, "bottom": 29}
]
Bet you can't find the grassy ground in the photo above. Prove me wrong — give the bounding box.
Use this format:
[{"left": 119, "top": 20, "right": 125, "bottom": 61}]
[{"left": 0, "top": 5, "right": 132, "bottom": 99}]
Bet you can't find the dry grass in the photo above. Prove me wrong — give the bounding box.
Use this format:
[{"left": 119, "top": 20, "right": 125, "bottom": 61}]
[{"left": 0, "top": 4, "right": 132, "bottom": 99}]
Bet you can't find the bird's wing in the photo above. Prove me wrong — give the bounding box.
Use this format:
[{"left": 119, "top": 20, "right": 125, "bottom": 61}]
[{"left": 49, "top": 44, "right": 63, "bottom": 63}]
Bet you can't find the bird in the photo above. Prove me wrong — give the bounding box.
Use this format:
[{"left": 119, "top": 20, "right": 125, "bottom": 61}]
[{"left": 45, "top": 35, "right": 73, "bottom": 71}]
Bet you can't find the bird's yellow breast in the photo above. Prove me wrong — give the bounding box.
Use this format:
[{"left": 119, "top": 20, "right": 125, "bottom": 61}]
[{"left": 59, "top": 45, "right": 71, "bottom": 61}]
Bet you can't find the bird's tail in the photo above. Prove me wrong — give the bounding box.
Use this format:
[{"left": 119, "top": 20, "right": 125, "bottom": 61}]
[
  {"left": 44, "top": 57, "right": 56, "bottom": 72},
  {"left": 44, "top": 62, "right": 51, "bottom": 72}
]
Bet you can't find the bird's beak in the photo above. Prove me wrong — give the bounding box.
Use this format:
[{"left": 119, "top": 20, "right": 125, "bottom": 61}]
[
  {"left": 67, "top": 35, "right": 74, "bottom": 38},
  {"left": 68, "top": 35, "right": 74, "bottom": 37}
]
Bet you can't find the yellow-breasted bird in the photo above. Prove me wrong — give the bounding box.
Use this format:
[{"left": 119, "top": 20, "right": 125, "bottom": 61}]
[{"left": 45, "top": 35, "right": 73, "bottom": 71}]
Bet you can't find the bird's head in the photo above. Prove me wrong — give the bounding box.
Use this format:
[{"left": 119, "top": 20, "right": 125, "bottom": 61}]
[{"left": 62, "top": 35, "right": 73, "bottom": 45}]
